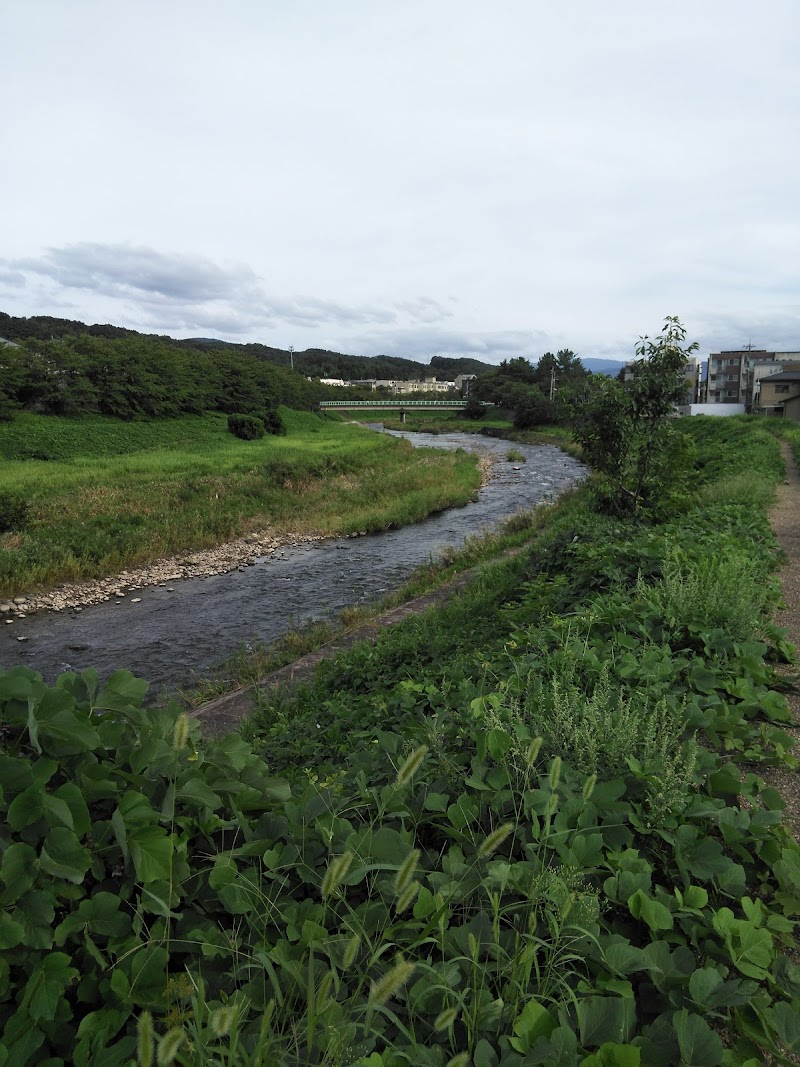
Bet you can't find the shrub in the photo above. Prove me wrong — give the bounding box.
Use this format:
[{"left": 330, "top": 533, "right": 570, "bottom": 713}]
[
  {"left": 227, "top": 412, "right": 265, "bottom": 440},
  {"left": 0, "top": 491, "right": 28, "bottom": 533},
  {"left": 261, "top": 406, "right": 286, "bottom": 436}
]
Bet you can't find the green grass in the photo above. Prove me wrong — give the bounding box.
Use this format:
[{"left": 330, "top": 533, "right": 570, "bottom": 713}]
[
  {"left": 0, "top": 410, "right": 482, "bottom": 595},
  {"left": 2, "top": 415, "right": 799, "bottom": 1065}
]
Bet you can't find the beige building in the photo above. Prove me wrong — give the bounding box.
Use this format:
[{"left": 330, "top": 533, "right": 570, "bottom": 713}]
[
  {"left": 707, "top": 349, "right": 800, "bottom": 409},
  {"left": 756, "top": 370, "right": 800, "bottom": 418}
]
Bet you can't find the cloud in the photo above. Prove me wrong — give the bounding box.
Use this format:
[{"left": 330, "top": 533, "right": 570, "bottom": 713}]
[
  {"left": 7, "top": 243, "right": 456, "bottom": 337},
  {"left": 693, "top": 309, "right": 800, "bottom": 355},
  {"left": 334, "top": 325, "right": 554, "bottom": 363},
  {"left": 0, "top": 270, "right": 25, "bottom": 288}
]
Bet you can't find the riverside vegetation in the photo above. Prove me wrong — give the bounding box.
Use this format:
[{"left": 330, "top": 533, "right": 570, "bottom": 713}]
[
  {"left": 0, "top": 410, "right": 482, "bottom": 597},
  {"left": 3, "top": 315, "right": 800, "bottom": 1066},
  {"left": 2, "top": 413, "right": 800, "bottom": 1066}
]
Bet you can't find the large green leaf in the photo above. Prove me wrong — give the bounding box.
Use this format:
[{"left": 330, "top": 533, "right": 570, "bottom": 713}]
[
  {"left": 581, "top": 1043, "right": 641, "bottom": 1067},
  {"left": 12, "top": 890, "right": 55, "bottom": 950},
  {"left": 175, "top": 776, "right": 223, "bottom": 810},
  {"left": 52, "top": 783, "right": 91, "bottom": 837},
  {"left": 39, "top": 827, "right": 91, "bottom": 884},
  {"left": 0, "top": 912, "right": 24, "bottom": 950},
  {"left": 0, "top": 842, "right": 38, "bottom": 905},
  {"left": 19, "top": 952, "right": 79, "bottom": 1022},
  {"left": 628, "top": 890, "right": 673, "bottom": 932},
  {"left": 672, "top": 1009, "right": 723, "bottom": 1066},
  {"left": 772, "top": 1000, "right": 800, "bottom": 1053},
  {"left": 54, "top": 893, "right": 132, "bottom": 943},
  {"left": 6, "top": 783, "right": 45, "bottom": 831},
  {"left": 578, "top": 997, "right": 635, "bottom": 1048},
  {"left": 129, "top": 826, "right": 174, "bottom": 883},
  {"left": 509, "top": 999, "right": 556, "bottom": 1053}
]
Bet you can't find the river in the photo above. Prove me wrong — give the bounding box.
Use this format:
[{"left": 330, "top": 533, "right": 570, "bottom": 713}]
[{"left": 0, "top": 430, "right": 584, "bottom": 693}]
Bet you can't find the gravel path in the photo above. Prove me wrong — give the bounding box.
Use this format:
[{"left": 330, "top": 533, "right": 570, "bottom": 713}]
[{"left": 766, "top": 441, "right": 800, "bottom": 837}]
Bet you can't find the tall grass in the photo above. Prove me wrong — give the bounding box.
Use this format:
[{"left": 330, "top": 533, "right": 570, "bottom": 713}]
[{"left": 0, "top": 411, "right": 482, "bottom": 594}]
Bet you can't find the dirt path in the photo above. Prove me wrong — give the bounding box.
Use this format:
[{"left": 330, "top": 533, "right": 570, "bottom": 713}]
[{"left": 766, "top": 442, "right": 800, "bottom": 837}]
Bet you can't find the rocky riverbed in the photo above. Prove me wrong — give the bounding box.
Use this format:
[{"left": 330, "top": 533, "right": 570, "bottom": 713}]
[{"left": 0, "top": 451, "right": 496, "bottom": 623}]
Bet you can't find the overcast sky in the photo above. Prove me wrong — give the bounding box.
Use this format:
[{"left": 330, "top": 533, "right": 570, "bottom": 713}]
[{"left": 2, "top": 2, "right": 798, "bottom": 365}]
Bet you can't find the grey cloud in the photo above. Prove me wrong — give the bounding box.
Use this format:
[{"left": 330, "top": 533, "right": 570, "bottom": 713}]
[
  {"left": 692, "top": 310, "right": 800, "bottom": 355},
  {"left": 0, "top": 270, "right": 25, "bottom": 288},
  {"left": 14, "top": 243, "right": 260, "bottom": 304},
  {"left": 392, "top": 297, "right": 454, "bottom": 324},
  {"left": 337, "top": 326, "right": 553, "bottom": 363},
  {"left": 10, "top": 243, "right": 410, "bottom": 332}
]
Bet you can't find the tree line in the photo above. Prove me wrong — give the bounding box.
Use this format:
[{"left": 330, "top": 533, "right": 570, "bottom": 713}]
[
  {"left": 471, "top": 349, "right": 592, "bottom": 427},
  {"left": 0, "top": 333, "right": 320, "bottom": 421}
]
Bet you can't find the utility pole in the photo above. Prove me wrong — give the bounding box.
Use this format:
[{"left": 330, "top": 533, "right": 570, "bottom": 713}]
[
  {"left": 549, "top": 365, "right": 556, "bottom": 401},
  {"left": 288, "top": 345, "right": 294, "bottom": 371}
]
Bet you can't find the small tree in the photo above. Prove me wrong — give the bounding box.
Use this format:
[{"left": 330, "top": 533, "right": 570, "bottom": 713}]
[
  {"left": 461, "top": 392, "right": 486, "bottom": 420},
  {"left": 227, "top": 413, "right": 265, "bottom": 440},
  {"left": 573, "top": 317, "right": 697, "bottom": 517}
]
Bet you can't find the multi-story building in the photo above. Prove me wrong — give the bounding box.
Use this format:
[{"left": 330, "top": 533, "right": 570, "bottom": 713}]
[{"left": 707, "top": 350, "right": 800, "bottom": 409}]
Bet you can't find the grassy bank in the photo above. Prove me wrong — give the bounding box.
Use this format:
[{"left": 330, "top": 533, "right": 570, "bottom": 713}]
[
  {"left": 0, "top": 410, "right": 482, "bottom": 595},
  {"left": 2, "top": 417, "right": 799, "bottom": 1066},
  {"left": 372, "top": 409, "right": 582, "bottom": 457}
]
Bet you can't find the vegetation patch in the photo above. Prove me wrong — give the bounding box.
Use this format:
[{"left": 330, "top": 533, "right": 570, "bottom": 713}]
[
  {"left": 2, "top": 413, "right": 799, "bottom": 1066},
  {"left": 0, "top": 413, "right": 482, "bottom": 596}
]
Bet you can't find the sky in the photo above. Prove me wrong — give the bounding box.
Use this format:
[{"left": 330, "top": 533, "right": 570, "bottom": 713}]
[{"left": 2, "top": 2, "right": 798, "bottom": 366}]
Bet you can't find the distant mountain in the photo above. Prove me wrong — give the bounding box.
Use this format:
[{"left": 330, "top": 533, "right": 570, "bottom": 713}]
[{"left": 581, "top": 358, "right": 625, "bottom": 376}]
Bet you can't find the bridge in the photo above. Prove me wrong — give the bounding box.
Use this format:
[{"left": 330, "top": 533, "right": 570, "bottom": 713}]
[{"left": 319, "top": 399, "right": 479, "bottom": 422}]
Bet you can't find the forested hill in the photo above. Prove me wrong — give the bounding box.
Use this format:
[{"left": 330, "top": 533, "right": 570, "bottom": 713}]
[
  {"left": 0, "top": 319, "right": 321, "bottom": 421},
  {"left": 0, "top": 312, "right": 626, "bottom": 423},
  {"left": 0, "top": 312, "right": 493, "bottom": 382}
]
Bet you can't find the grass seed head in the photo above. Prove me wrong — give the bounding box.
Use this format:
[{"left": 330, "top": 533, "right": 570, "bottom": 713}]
[
  {"left": 137, "top": 1011, "right": 154, "bottom": 1067},
  {"left": 316, "top": 971, "right": 334, "bottom": 1012},
  {"left": 393, "top": 848, "right": 420, "bottom": 895},
  {"left": 368, "top": 955, "right": 416, "bottom": 1005},
  {"left": 210, "top": 1005, "right": 236, "bottom": 1038},
  {"left": 434, "top": 1007, "right": 459, "bottom": 1031},
  {"left": 343, "top": 933, "right": 361, "bottom": 969},
  {"left": 582, "top": 773, "right": 598, "bottom": 802},
  {"left": 172, "top": 713, "right": 190, "bottom": 750},
  {"left": 548, "top": 755, "right": 562, "bottom": 792},
  {"left": 395, "top": 880, "right": 421, "bottom": 913},
  {"left": 526, "top": 736, "right": 543, "bottom": 767},
  {"left": 395, "top": 744, "right": 428, "bottom": 787},
  {"left": 321, "top": 850, "right": 354, "bottom": 899},
  {"left": 446, "top": 1055, "right": 470, "bottom": 1067},
  {"left": 156, "top": 1028, "right": 185, "bottom": 1066},
  {"left": 477, "top": 821, "right": 514, "bottom": 859}
]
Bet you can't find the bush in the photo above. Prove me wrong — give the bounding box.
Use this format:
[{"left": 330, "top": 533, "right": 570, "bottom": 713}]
[
  {"left": 460, "top": 393, "right": 486, "bottom": 420},
  {"left": 0, "top": 491, "right": 28, "bottom": 533},
  {"left": 227, "top": 413, "right": 265, "bottom": 440},
  {"left": 261, "top": 406, "right": 286, "bottom": 436}
]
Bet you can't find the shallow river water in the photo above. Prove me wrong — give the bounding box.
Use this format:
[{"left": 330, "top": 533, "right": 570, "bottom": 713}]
[{"left": 0, "top": 430, "right": 584, "bottom": 693}]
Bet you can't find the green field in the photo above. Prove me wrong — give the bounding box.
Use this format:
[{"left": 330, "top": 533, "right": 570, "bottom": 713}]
[
  {"left": 2, "top": 417, "right": 799, "bottom": 1065},
  {"left": 0, "top": 410, "right": 482, "bottom": 595}
]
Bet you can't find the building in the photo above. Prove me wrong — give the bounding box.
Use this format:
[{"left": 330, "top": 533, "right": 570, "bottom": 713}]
[
  {"left": 345, "top": 377, "right": 455, "bottom": 394},
  {"left": 454, "top": 374, "right": 477, "bottom": 396},
  {"left": 621, "top": 356, "right": 700, "bottom": 404},
  {"left": 756, "top": 370, "right": 800, "bottom": 419},
  {"left": 706, "top": 349, "right": 800, "bottom": 409}
]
